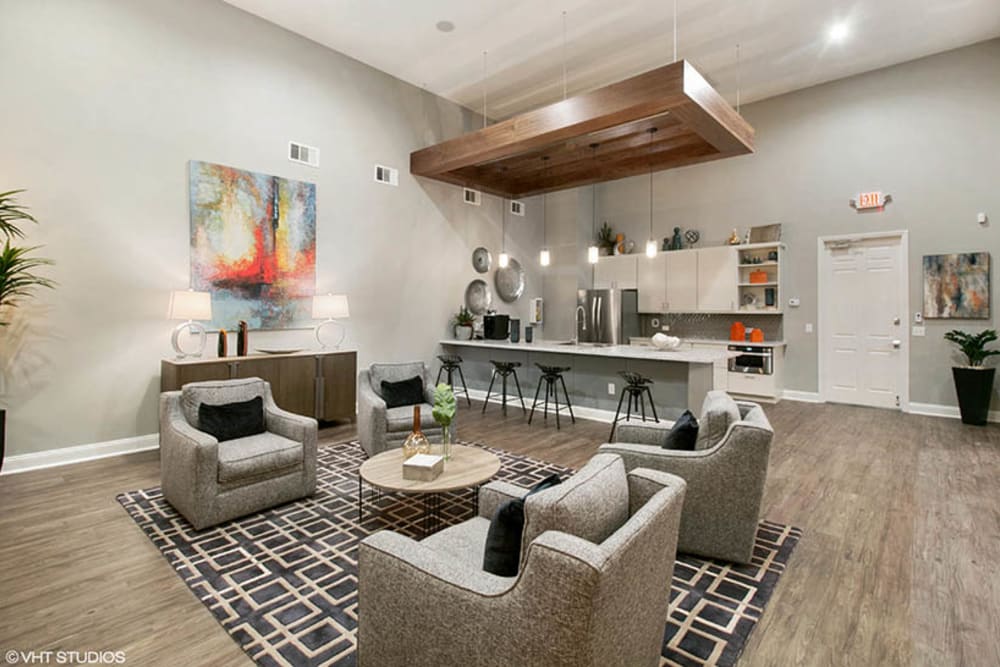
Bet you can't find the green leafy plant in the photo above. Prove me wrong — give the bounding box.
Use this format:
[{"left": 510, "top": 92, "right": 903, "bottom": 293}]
[
  {"left": 431, "top": 383, "right": 457, "bottom": 427},
  {"left": 597, "top": 221, "right": 615, "bottom": 248},
  {"left": 453, "top": 305, "right": 475, "bottom": 327},
  {"left": 944, "top": 329, "right": 999, "bottom": 367},
  {"left": 0, "top": 190, "right": 55, "bottom": 326}
]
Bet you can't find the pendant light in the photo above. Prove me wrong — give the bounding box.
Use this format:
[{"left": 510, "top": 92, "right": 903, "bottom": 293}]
[
  {"left": 539, "top": 156, "right": 551, "bottom": 267},
  {"left": 498, "top": 197, "right": 510, "bottom": 268},
  {"left": 645, "top": 127, "right": 659, "bottom": 258},
  {"left": 587, "top": 143, "right": 600, "bottom": 264}
]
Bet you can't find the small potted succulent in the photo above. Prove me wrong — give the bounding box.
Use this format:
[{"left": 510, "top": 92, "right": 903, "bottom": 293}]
[
  {"left": 453, "top": 305, "right": 475, "bottom": 340},
  {"left": 944, "top": 328, "right": 998, "bottom": 425},
  {"left": 597, "top": 222, "right": 616, "bottom": 256}
]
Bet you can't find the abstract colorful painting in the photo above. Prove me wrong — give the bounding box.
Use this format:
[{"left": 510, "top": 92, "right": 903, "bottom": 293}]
[
  {"left": 189, "top": 161, "right": 316, "bottom": 330},
  {"left": 922, "top": 252, "right": 990, "bottom": 319}
]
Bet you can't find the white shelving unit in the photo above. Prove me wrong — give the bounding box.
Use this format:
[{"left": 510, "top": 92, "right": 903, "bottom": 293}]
[{"left": 736, "top": 242, "right": 784, "bottom": 314}]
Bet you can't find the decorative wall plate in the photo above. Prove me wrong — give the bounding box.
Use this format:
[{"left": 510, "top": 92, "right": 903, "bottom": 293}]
[
  {"left": 465, "top": 279, "right": 492, "bottom": 315},
  {"left": 256, "top": 348, "right": 305, "bottom": 355},
  {"left": 684, "top": 229, "right": 700, "bottom": 245},
  {"left": 495, "top": 258, "right": 525, "bottom": 303},
  {"left": 472, "top": 247, "right": 492, "bottom": 273}
]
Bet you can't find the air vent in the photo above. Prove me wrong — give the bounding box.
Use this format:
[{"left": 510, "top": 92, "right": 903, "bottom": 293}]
[
  {"left": 374, "top": 164, "right": 399, "bottom": 186},
  {"left": 510, "top": 200, "right": 525, "bottom": 216},
  {"left": 289, "top": 141, "right": 320, "bottom": 167},
  {"left": 463, "top": 188, "right": 482, "bottom": 206}
]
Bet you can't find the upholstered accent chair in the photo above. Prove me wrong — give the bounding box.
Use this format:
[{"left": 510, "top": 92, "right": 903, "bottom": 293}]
[
  {"left": 600, "top": 390, "right": 773, "bottom": 564},
  {"left": 159, "top": 378, "right": 318, "bottom": 530},
  {"left": 357, "top": 361, "right": 451, "bottom": 458},
  {"left": 358, "top": 454, "right": 687, "bottom": 667}
]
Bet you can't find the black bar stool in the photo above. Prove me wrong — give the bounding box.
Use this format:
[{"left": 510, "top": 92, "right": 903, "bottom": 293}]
[
  {"left": 608, "top": 371, "right": 659, "bottom": 441},
  {"left": 529, "top": 364, "right": 575, "bottom": 429},
  {"left": 483, "top": 360, "right": 526, "bottom": 416},
  {"left": 436, "top": 354, "right": 471, "bottom": 407}
]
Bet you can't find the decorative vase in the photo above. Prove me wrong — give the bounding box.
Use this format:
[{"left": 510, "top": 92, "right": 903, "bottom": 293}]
[
  {"left": 671, "top": 227, "right": 683, "bottom": 250},
  {"left": 217, "top": 328, "right": 228, "bottom": 357},
  {"left": 454, "top": 324, "right": 473, "bottom": 340},
  {"left": 237, "top": 321, "right": 248, "bottom": 356},
  {"left": 525, "top": 325, "right": 533, "bottom": 343},
  {"left": 952, "top": 367, "right": 995, "bottom": 426},
  {"left": 401, "top": 405, "right": 431, "bottom": 459},
  {"left": 441, "top": 425, "right": 453, "bottom": 461},
  {"left": 509, "top": 319, "right": 520, "bottom": 343}
]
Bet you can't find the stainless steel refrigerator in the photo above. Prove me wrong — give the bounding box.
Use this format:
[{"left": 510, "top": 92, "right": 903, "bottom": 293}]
[{"left": 576, "top": 289, "right": 640, "bottom": 345}]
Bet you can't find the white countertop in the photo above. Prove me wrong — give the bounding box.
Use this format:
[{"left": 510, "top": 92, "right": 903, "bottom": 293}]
[
  {"left": 440, "top": 339, "right": 736, "bottom": 364},
  {"left": 633, "top": 337, "right": 787, "bottom": 348}
]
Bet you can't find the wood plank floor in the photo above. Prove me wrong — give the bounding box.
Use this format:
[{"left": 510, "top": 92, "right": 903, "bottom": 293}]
[{"left": 1, "top": 400, "right": 998, "bottom": 666}]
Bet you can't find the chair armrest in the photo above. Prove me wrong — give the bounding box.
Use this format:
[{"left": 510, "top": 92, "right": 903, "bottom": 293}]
[
  {"left": 477, "top": 480, "right": 530, "bottom": 519},
  {"left": 613, "top": 421, "right": 673, "bottom": 446},
  {"left": 263, "top": 392, "right": 317, "bottom": 443},
  {"left": 159, "top": 392, "right": 221, "bottom": 518},
  {"left": 159, "top": 392, "right": 218, "bottom": 452},
  {"left": 626, "top": 468, "right": 686, "bottom": 518}
]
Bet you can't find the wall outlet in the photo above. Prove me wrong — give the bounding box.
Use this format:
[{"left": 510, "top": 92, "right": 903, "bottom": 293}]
[
  {"left": 805, "top": 323, "right": 814, "bottom": 333},
  {"left": 661, "top": 324, "right": 670, "bottom": 331},
  {"left": 912, "top": 325, "right": 926, "bottom": 337},
  {"left": 788, "top": 297, "right": 801, "bottom": 307},
  {"left": 607, "top": 382, "right": 616, "bottom": 395}
]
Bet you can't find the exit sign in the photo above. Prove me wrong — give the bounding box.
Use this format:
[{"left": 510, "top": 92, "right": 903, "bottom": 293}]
[{"left": 851, "top": 191, "right": 891, "bottom": 212}]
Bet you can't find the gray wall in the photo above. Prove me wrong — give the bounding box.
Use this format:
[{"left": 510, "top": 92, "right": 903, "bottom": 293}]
[
  {"left": 550, "top": 39, "right": 1000, "bottom": 408},
  {"left": 0, "top": 0, "right": 543, "bottom": 456}
]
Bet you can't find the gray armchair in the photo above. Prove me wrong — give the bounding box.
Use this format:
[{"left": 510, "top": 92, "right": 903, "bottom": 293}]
[
  {"left": 358, "top": 453, "right": 686, "bottom": 667},
  {"left": 599, "top": 390, "right": 773, "bottom": 564},
  {"left": 159, "top": 377, "right": 317, "bottom": 530},
  {"left": 357, "top": 361, "right": 451, "bottom": 458}
]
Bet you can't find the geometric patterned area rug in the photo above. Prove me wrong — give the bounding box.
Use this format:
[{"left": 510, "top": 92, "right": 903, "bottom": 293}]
[{"left": 117, "top": 441, "right": 800, "bottom": 667}]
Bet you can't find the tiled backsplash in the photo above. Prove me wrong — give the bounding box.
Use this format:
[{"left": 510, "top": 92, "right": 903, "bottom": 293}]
[{"left": 639, "top": 313, "right": 784, "bottom": 342}]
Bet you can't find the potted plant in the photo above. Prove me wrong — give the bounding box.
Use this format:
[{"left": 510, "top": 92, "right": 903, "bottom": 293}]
[
  {"left": 431, "top": 383, "right": 457, "bottom": 460},
  {"left": 597, "top": 222, "right": 615, "bottom": 256},
  {"left": 453, "top": 305, "right": 475, "bottom": 340},
  {"left": 944, "top": 328, "right": 998, "bottom": 425},
  {"left": 0, "top": 189, "right": 55, "bottom": 472}
]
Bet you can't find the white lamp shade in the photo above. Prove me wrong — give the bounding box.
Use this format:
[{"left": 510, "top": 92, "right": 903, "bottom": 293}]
[
  {"left": 168, "top": 290, "right": 212, "bottom": 321},
  {"left": 312, "top": 293, "right": 350, "bottom": 319},
  {"left": 539, "top": 249, "right": 551, "bottom": 267},
  {"left": 645, "top": 239, "right": 658, "bottom": 258},
  {"left": 498, "top": 252, "right": 510, "bottom": 268}
]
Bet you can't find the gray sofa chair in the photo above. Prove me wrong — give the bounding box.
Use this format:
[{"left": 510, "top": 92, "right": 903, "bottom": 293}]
[
  {"left": 357, "top": 361, "right": 451, "bottom": 458},
  {"left": 159, "top": 377, "right": 318, "bottom": 530},
  {"left": 358, "top": 453, "right": 687, "bottom": 667},
  {"left": 599, "top": 390, "right": 773, "bottom": 564}
]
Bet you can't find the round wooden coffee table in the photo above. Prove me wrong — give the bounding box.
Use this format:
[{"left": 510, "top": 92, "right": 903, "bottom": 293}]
[{"left": 358, "top": 445, "right": 501, "bottom": 534}]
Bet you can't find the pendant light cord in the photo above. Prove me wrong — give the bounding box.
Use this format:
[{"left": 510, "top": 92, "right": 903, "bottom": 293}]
[
  {"left": 562, "top": 11, "right": 568, "bottom": 100},
  {"left": 482, "top": 50, "right": 488, "bottom": 129},
  {"left": 542, "top": 156, "right": 550, "bottom": 247},
  {"left": 672, "top": 0, "right": 678, "bottom": 63},
  {"left": 648, "top": 128, "right": 656, "bottom": 239},
  {"left": 736, "top": 43, "right": 742, "bottom": 113}
]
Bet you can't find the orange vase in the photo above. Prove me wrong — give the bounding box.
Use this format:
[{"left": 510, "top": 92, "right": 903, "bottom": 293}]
[{"left": 730, "top": 322, "right": 746, "bottom": 341}]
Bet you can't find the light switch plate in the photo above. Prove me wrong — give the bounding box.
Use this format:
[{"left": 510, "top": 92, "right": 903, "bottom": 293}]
[
  {"left": 912, "top": 326, "right": 926, "bottom": 337},
  {"left": 914, "top": 312, "right": 923, "bottom": 324},
  {"left": 805, "top": 323, "right": 814, "bottom": 333},
  {"left": 607, "top": 382, "right": 616, "bottom": 395}
]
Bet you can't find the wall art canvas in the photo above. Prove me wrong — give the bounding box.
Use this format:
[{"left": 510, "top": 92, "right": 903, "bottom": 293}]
[
  {"left": 189, "top": 161, "right": 316, "bottom": 329},
  {"left": 922, "top": 252, "right": 990, "bottom": 319}
]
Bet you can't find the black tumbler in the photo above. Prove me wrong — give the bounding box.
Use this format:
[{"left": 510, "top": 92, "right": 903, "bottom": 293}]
[{"left": 525, "top": 326, "right": 533, "bottom": 343}]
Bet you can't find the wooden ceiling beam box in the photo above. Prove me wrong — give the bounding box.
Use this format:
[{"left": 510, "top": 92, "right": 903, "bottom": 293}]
[{"left": 410, "top": 60, "right": 754, "bottom": 198}]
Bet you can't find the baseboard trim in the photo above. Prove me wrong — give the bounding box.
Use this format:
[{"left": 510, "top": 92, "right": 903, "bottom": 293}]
[
  {"left": 907, "top": 402, "right": 1000, "bottom": 423},
  {"left": 1, "top": 433, "right": 159, "bottom": 476},
  {"left": 781, "top": 390, "right": 823, "bottom": 403},
  {"left": 466, "top": 388, "right": 623, "bottom": 424}
]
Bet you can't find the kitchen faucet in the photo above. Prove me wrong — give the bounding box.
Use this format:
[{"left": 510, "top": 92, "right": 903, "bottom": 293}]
[{"left": 573, "top": 304, "right": 587, "bottom": 344}]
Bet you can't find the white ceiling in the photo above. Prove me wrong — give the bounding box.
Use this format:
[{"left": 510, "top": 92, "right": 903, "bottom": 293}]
[{"left": 224, "top": 0, "right": 1000, "bottom": 119}]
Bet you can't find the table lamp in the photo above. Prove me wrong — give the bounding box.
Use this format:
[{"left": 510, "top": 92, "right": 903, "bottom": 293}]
[
  {"left": 312, "top": 293, "right": 349, "bottom": 349},
  {"left": 168, "top": 289, "right": 212, "bottom": 358}
]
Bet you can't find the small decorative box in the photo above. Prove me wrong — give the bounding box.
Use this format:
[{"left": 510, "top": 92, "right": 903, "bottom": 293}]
[{"left": 403, "top": 453, "right": 444, "bottom": 481}]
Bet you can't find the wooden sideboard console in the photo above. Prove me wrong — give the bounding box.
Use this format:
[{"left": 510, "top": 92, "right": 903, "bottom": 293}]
[{"left": 161, "top": 350, "right": 357, "bottom": 422}]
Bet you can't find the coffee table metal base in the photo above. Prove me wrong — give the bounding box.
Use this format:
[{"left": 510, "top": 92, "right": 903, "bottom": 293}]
[{"left": 358, "top": 476, "right": 481, "bottom": 536}]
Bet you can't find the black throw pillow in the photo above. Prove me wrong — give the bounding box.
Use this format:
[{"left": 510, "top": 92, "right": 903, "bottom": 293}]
[
  {"left": 662, "top": 410, "right": 699, "bottom": 450},
  {"left": 198, "top": 396, "right": 265, "bottom": 442},
  {"left": 381, "top": 375, "right": 425, "bottom": 409},
  {"left": 483, "top": 474, "right": 562, "bottom": 576}
]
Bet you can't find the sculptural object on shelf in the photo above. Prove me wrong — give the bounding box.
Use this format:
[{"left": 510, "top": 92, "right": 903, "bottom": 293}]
[{"left": 671, "top": 227, "right": 683, "bottom": 250}]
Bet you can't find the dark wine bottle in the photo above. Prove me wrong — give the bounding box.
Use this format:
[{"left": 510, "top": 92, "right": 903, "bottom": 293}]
[{"left": 237, "top": 321, "right": 248, "bottom": 356}]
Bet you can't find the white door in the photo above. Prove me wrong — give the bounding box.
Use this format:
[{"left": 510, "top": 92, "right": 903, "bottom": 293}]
[
  {"left": 819, "top": 234, "right": 907, "bottom": 409},
  {"left": 696, "top": 246, "right": 738, "bottom": 311},
  {"left": 637, "top": 254, "right": 667, "bottom": 312},
  {"left": 664, "top": 250, "right": 698, "bottom": 311}
]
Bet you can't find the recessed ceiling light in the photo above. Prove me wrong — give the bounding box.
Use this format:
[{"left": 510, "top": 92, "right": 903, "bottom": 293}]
[
  {"left": 436, "top": 20, "right": 455, "bottom": 33},
  {"left": 828, "top": 22, "right": 849, "bottom": 42}
]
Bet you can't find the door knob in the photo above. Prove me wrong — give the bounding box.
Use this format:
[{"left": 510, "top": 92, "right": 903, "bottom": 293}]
[{"left": 892, "top": 340, "right": 901, "bottom": 349}]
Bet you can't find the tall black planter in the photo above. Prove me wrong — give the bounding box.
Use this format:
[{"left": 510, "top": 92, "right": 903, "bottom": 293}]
[{"left": 952, "top": 367, "right": 995, "bottom": 426}]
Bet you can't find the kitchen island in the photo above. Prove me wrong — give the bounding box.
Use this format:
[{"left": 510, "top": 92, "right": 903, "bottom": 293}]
[{"left": 439, "top": 339, "right": 736, "bottom": 421}]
